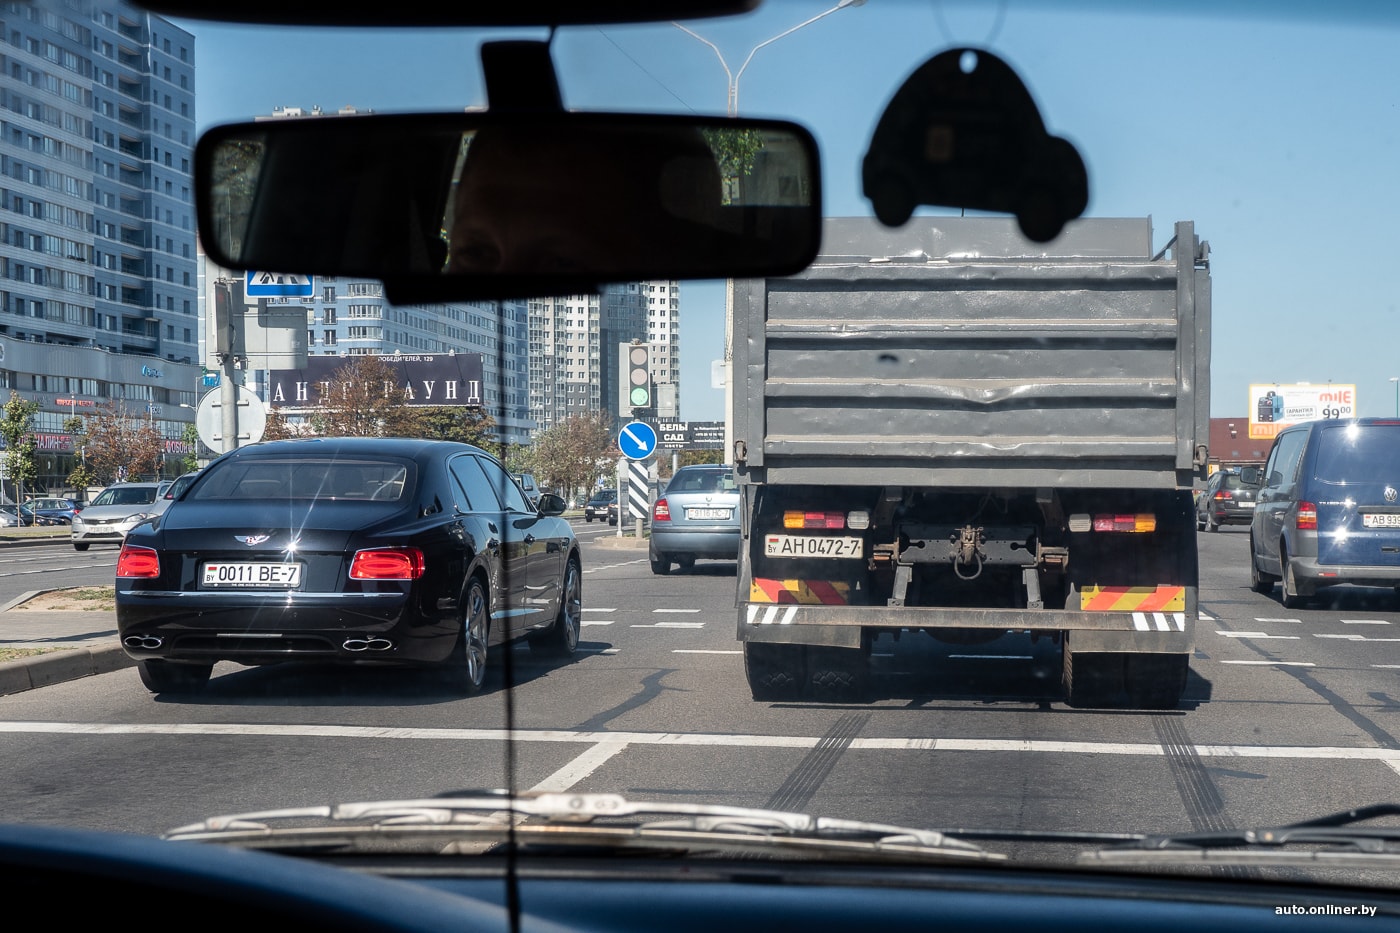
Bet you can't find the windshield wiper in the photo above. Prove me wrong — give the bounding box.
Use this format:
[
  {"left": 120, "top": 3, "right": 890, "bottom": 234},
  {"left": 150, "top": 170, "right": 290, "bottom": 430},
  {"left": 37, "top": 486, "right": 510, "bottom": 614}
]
[
  {"left": 163, "top": 790, "right": 1001, "bottom": 864},
  {"left": 1079, "top": 803, "right": 1400, "bottom": 869}
]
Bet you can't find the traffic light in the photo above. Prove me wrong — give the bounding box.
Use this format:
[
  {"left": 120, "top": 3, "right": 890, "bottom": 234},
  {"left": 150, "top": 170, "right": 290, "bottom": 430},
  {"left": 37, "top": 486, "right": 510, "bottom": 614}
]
[{"left": 626, "top": 343, "right": 651, "bottom": 410}]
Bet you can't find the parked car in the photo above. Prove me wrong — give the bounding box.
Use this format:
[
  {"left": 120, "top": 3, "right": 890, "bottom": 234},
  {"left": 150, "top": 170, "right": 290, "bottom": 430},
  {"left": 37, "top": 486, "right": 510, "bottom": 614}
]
[
  {"left": 649, "top": 464, "right": 741, "bottom": 575},
  {"left": 116, "top": 437, "right": 582, "bottom": 695},
  {"left": 151, "top": 469, "right": 202, "bottom": 516},
  {"left": 1250, "top": 418, "right": 1400, "bottom": 607},
  {"left": 1195, "top": 467, "right": 1261, "bottom": 532},
  {"left": 70, "top": 481, "right": 171, "bottom": 550},
  {"left": 0, "top": 504, "right": 43, "bottom": 527},
  {"left": 584, "top": 489, "right": 616, "bottom": 522},
  {"left": 26, "top": 496, "right": 81, "bottom": 524},
  {"left": 512, "top": 472, "right": 541, "bottom": 507}
]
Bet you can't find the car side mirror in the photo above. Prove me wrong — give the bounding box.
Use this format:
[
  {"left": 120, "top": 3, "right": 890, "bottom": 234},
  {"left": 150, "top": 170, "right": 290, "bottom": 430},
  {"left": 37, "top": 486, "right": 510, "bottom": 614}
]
[{"left": 536, "top": 493, "right": 567, "bottom": 516}]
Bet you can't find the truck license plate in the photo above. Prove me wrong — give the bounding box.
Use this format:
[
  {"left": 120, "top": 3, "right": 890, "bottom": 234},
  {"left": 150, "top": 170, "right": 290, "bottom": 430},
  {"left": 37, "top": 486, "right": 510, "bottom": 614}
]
[
  {"left": 202, "top": 562, "right": 303, "bottom": 587},
  {"left": 765, "top": 535, "right": 863, "bottom": 558},
  {"left": 1363, "top": 513, "right": 1400, "bottom": 528}
]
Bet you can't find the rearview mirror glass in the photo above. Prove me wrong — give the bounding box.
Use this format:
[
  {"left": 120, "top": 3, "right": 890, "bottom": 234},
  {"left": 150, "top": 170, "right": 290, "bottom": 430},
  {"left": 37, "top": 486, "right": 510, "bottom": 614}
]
[{"left": 197, "top": 113, "right": 821, "bottom": 296}]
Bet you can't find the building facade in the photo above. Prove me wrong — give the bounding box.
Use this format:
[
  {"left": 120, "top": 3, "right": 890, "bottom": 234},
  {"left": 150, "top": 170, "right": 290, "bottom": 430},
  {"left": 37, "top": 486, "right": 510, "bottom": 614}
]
[
  {"left": 0, "top": 1, "right": 200, "bottom": 491},
  {"left": 533, "top": 280, "right": 681, "bottom": 434}
]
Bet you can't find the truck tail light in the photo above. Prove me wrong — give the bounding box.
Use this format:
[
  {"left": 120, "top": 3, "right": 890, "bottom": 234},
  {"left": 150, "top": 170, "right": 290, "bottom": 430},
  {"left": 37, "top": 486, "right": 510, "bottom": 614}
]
[
  {"left": 846, "top": 510, "right": 871, "bottom": 530},
  {"left": 1090, "top": 513, "right": 1157, "bottom": 533},
  {"left": 1297, "top": 502, "right": 1318, "bottom": 530},
  {"left": 783, "top": 510, "right": 845, "bottom": 529},
  {"left": 116, "top": 544, "right": 160, "bottom": 578},
  {"left": 349, "top": 547, "right": 425, "bottom": 580},
  {"left": 653, "top": 498, "right": 671, "bottom": 522}
]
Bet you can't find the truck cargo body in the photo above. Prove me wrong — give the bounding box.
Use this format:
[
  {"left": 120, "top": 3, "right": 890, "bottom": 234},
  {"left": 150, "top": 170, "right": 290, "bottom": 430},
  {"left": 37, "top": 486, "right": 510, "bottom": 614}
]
[{"left": 732, "top": 218, "right": 1210, "bottom": 708}]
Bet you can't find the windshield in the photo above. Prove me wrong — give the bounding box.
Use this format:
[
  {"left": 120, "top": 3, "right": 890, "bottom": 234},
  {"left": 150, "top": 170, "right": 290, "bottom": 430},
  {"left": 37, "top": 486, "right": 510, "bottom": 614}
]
[{"left": 6, "top": 0, "right": 1400, "bottom": 903}]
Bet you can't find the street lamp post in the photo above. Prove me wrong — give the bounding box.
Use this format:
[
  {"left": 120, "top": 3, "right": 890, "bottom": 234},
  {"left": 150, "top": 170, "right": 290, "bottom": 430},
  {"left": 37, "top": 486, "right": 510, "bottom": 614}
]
[
  {"left": 674, "top": 0, "right": 866, "bottom": 461},
  {"left": 1390, "top": 376, "right": 1398, "bottom": 417}
]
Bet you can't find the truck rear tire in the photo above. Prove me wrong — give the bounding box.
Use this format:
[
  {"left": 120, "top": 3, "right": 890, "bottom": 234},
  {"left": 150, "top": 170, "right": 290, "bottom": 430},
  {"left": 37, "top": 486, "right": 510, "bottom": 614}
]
[
  {"left": 1124, "top": 653, "right": 1189, "bottom": 710},
  {"left": 1062, "top": 638, "right": 1124, "bottom": 708},
  {"left": 806, "top": 645, "right": 869, "bottom": 702},
  {"left": 745, "top": 642, "right": 805, "bottom": 701}
]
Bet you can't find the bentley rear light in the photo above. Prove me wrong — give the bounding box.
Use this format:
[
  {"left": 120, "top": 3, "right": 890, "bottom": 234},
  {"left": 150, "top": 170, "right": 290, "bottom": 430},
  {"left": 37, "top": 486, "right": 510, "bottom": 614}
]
[
  {"left": 116, "top": 544, "right": 160, "bottom": 578},
  {"left": 349, "top": 547, "right": 425, "bottom": 580}
]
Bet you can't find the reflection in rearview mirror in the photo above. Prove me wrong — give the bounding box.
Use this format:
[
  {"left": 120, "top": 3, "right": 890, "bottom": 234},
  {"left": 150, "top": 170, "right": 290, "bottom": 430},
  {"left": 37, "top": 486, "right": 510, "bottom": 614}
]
[{"left": 197, "top": 113, "right": 821, "bottom": 295}]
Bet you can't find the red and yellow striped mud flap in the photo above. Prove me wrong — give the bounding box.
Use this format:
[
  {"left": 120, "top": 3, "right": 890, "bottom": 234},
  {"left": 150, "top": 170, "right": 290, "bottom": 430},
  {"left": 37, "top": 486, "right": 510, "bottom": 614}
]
[
  {"left": 1078, "top": 585, "right": 1187, "bottom": 632},
  {"left": 749, "top": 578, "right": 850, "bottom": 605}
]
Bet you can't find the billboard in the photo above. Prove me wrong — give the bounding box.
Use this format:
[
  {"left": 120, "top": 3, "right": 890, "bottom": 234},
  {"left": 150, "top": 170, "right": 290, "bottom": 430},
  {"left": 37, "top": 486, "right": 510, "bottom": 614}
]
[
  {"left": 267, "top": 354, "right": 485, "bottom": 409},
  {"left": 1247, "top": 383, "right": 1357, "bottom": 440}
]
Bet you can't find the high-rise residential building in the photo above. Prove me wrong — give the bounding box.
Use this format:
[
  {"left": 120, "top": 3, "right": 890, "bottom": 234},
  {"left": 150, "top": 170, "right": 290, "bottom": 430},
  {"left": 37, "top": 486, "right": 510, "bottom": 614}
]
[
  {"left": 0, "top": 1, "right": 202, "bottom": 491},
  {"left": 532, "top": 280, "right": 680, "bottom": 434}
]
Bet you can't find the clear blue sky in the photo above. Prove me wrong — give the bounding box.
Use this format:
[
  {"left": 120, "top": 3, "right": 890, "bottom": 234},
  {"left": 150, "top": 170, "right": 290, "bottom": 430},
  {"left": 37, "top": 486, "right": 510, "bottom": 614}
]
[{"left": 175, "top": 2, "right": 1400, "bottom": 422}]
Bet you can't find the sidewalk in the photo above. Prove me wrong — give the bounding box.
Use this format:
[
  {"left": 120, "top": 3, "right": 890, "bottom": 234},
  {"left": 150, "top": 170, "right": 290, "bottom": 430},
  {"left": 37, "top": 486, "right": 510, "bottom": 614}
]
[{"left": 0, "top": 590, "right": 132, "bottom": 696}]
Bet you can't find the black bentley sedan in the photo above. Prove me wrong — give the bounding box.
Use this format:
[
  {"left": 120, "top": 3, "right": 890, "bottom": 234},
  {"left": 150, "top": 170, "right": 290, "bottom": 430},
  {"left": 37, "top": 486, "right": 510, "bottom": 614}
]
[{"left": 115, "top": 437, "right": 582, "bottom": 695}]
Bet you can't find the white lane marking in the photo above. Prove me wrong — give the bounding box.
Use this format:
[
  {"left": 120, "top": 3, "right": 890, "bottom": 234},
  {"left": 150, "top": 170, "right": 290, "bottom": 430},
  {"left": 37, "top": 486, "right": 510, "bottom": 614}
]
[
  {"left": 577, "top": 648, "right": 620, "bottom": 655},
  {"left": 582, "top": 559, "right": 648, "bottom": 574},
  {"left": 672, "top": 649, "right": 742, "bottom": 655},
  {"left": 582, "top": 608, "right": 616, "bottom": 613},
  {"left": 580, "top": 621, "right": 614, "bottom": 627},
  {"left": 1342, "top": 620, "right": 1392, "bottom": 625},
  {"left": 653, "top": 608, "right": 701, "bottom": 614},
  {"left": 1220, "top": 660, "right": 1316, "bottom": 667},
  {"left": 1373, "top": 665, "right": 1400, "bottom": 669},
  {"left": 528, "top": 740, "right": 630, "bottom": 793},
  {"left": 1315, "top": 634, "right": 1400, "bottom": 642},
  {"left": 2, "top": 722, "right": 1397, "bottom": 766},
  {"left": 1197, "top": 611, "right": 1217, "bottom": 622},
  {"left": 1388, "top": 760, "right": 1400, "bottom": 780},
  {"left": 1216, "top": 631, "right": 1300, "bottom": 640},
  {"left": 631, "top": 622, "right": 705, "bottom": 629},
  {"left": 1256, "top": 618, "right": 1302, "bottom": 624}
]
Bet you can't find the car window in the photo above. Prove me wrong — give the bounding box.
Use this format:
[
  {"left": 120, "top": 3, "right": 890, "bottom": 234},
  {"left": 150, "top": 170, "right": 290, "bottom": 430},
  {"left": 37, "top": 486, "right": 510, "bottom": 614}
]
[
  {"left": 1264, "top": 431, "right": 1308, "bottom": 488},
  {"left": 449, "top": 454, "right": 503, "bottom": 512},
  {"left": 190, "top": 460, "right": 412, "bottom": 501},
  {"left": 1313, "top": 424, "right": 1400, "bottom": 484},
  {"left": 477, "top": 457, "right": 533, "bottom": 513}
]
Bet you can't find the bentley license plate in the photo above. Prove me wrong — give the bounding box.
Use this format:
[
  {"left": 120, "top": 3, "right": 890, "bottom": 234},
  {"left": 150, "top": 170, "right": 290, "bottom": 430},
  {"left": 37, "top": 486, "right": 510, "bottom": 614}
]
[{"left": 202, "top": 562, "right": 303, "bottom": 587}]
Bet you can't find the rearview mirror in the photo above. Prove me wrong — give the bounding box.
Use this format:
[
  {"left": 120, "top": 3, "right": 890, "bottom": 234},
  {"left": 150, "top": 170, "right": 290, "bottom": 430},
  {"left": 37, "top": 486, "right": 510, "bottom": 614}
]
[
  {"left": 1239, "top": 466, "right": 1262, "bottom": 487},
  {"left": 196, "top": 113, "right": 821, "bottom": 300}
]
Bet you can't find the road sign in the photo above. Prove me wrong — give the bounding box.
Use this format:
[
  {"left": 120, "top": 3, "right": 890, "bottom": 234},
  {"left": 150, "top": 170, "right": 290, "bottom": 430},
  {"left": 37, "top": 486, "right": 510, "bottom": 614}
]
[
  {"left": 195, "top": 385, "right": 268, "bottom": 454},
  {"left": 617, "top": 421, "right": 657, "bottom": 460},
  {"left": 245, "top": 270, "right": 315, "bottom": 298}
]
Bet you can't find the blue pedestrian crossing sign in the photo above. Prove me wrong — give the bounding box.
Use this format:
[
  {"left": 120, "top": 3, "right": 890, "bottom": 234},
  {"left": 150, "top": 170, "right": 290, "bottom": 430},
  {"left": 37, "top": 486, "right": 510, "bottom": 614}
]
[
  {"left": 618, "top": 421, "right": 657, "bottom": 460},
  {"left": 246, "top": 270, "right": 315, "bottom": 298}
]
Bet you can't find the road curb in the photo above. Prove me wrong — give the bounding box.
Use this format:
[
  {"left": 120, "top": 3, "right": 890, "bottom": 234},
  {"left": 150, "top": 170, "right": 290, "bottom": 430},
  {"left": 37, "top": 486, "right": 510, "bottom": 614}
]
[{"left": 0, "top": 644, "right": 133, "bottom": 696}]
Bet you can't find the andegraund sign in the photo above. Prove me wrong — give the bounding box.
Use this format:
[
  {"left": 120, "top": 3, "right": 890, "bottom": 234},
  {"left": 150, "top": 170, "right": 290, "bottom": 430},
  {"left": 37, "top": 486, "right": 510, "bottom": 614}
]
[{"left": 267, "top": 354, "right": 485, "bottom": 409}]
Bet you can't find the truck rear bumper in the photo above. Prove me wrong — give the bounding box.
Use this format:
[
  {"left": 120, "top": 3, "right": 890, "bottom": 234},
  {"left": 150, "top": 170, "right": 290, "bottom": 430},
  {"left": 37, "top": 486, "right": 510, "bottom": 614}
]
[{"left": 738, "top": 603, "right": 1193, "bottom": 653}]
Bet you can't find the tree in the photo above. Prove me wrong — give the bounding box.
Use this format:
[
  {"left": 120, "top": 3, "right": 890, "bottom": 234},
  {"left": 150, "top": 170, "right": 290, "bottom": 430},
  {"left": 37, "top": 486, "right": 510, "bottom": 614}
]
[
  {"left": 180, "top": 423, "right": 201, "bottom": 472},
  {"left": 308, "top": 356, "right": 423, "bottom": 438},
  {"left": 417, "top": 406, "right": 497, "bottom": 448},
  {"left": 260, "top": 407, "right": 300, "bottom": 441},
  {"left": 63, "top": 415, "right": 96, "bottom": 496},
  {"left": 80, "top": 401, "right": 164, "bottom": 484},
  {"left": 528, "top": 412, "right": 616, "bottom": 499},
  {"left": 0, "top": 392, "right": 39, "bottom": 503}
]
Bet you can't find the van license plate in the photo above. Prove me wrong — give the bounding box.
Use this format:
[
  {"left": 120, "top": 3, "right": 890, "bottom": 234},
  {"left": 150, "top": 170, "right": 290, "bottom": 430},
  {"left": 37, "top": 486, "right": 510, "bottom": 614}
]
[{"left": 1363, "top": 514, "right": 1400, "bottom": 528}]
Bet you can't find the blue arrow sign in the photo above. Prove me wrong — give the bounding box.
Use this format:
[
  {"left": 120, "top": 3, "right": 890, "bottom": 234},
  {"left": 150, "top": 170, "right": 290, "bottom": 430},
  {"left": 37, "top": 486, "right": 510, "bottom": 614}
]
[
  {"left": 245, "top": 270, "right": 315, "bottom": 298},
  {"left": 617, "top": 421, "right": 657, "bottom": 460}
]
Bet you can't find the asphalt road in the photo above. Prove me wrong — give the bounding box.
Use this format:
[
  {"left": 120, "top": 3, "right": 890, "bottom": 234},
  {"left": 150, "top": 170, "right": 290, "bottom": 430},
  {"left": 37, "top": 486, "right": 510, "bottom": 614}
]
[{"left": 0, "top": 520, "right": 1396, "bottom": 865}]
